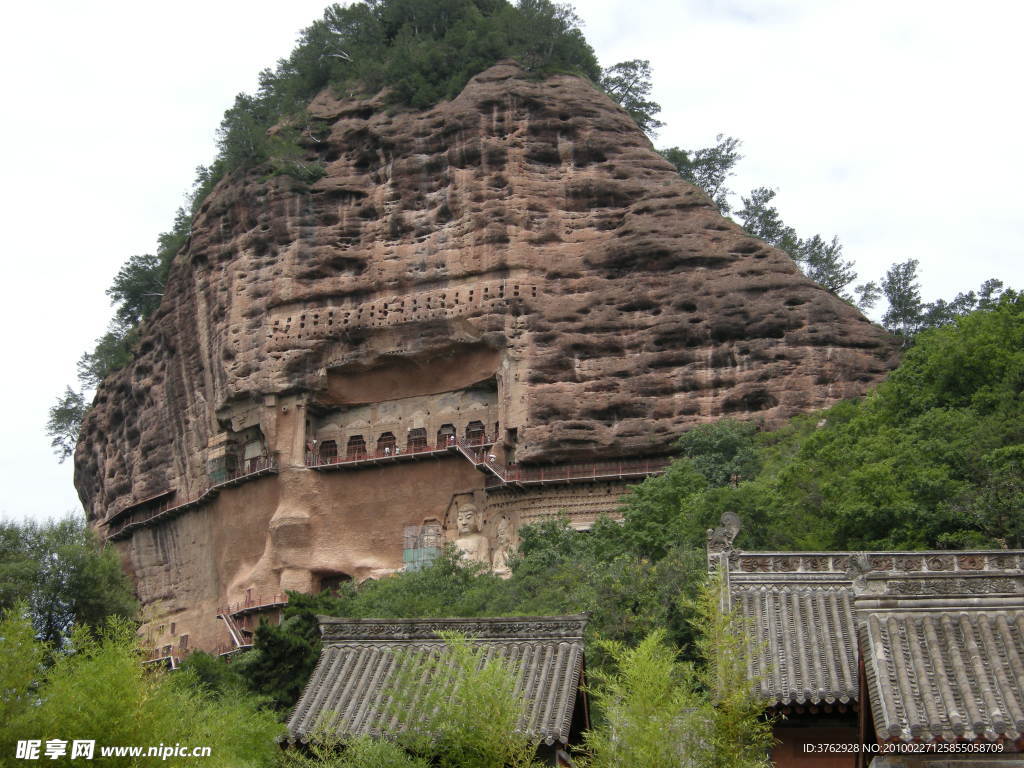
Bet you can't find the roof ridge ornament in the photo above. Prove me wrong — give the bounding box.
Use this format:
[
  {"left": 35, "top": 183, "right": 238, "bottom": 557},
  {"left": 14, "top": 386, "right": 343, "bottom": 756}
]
[{"left": 706, "top": 511, "right": 741, "bottom": 572}]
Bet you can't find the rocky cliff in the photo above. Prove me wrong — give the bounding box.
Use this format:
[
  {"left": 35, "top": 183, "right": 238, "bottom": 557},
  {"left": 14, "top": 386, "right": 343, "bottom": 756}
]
[{"left": 73, "top": 62, "right": 897, "bottom": 651}]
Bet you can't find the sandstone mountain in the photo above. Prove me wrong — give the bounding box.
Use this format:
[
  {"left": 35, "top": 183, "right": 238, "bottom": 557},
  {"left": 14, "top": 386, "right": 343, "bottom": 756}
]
[{"left": 74, "top": 62, "right": 897, "bottom": 653}]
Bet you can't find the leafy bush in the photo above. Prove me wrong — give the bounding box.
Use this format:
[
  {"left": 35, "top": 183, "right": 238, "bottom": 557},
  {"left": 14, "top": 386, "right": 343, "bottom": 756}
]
[
  {"left": 0, "top": 611, "right": 283, "bottom": 767},
  {"left": 0, "top": 517, "right": 137, "bottom": 648},
  {"left": 281, "top": 734, "right": 430, "bottom": 768},
  {"left": 386, "top": 633, "right": 543, "bottom": 768},
  {"left": 580, "top": 573, "right": 772, "bottom": 768}
]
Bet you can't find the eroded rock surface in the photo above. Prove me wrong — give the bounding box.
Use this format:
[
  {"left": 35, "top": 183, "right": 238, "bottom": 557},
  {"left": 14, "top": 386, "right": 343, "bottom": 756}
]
[{"left": 74, "top": 62, "right": 897, "bottom": 652}]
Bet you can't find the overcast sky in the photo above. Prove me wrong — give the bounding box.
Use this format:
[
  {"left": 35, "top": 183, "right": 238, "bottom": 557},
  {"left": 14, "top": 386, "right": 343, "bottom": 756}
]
[{"left": 1, "top": 0, "right": 1021, "bottom": 523}]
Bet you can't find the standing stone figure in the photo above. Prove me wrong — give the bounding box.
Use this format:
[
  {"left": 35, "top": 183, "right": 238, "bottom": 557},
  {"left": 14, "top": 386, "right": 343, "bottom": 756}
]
[
  {"left": 453, "top": 503, "right": 490, "bottom": 564},
  {"left": 491, "top": 516, "right": 513, "bottom": 577}
]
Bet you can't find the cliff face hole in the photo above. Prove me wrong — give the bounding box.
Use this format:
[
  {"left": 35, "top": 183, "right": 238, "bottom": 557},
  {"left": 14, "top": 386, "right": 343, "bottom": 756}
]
[
  {"left": 317, "top": 572, "right": 352, "bottom": 594},
  {"left": 407, "top": 428, "right": 428, "bottom": 451},
  {"left": 377, "top": 432, "right": 396, "bottom": 454},
  {"left": 346, "top": 435, "right": 367, "bottom": 459},
  {"left": 437, "top": 424, "right": 456, "bottom": 445},
  {"left": 319, "top": 440, "right": 338, "bottom": 462},
  {"left": 465, "top": 420, "right": 486, "bottom": 443},
  {"left": 723, "top": 389, "right": 778, "bottom": 413}
]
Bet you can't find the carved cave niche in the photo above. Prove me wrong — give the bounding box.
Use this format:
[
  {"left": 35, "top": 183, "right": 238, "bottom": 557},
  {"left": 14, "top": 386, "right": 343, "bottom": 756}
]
[
  {"left": 316, "top": 572, "right": 353, "bottom": 595},
  {"left": 465, "top": 420, "right": 486, "bottom": 444},
  {"left": 437, "top": 423, "right": 456, "bottom": 446},
  {"left": 377, "top": 432, "right": 396, "bottom": 455},
  {"left": 319, "top": 440, "right": 338, "bottom": 463},
  {"left": 346, "top": 435, "right": 367, "bottom": 460},
  {"left": 208, "top": 424, "right": 267, "bottom": 483},
  {"left": 406, "top": 427, "right": 428, "bottom": 452}
]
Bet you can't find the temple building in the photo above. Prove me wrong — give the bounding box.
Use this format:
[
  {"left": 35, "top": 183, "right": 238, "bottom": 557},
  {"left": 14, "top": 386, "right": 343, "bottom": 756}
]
[
  {"left": 287, "top": 614, "right": 589, "bottom": 767},
  {"left": 707, "top": 516, "right": 1024, "bottom": 767}
]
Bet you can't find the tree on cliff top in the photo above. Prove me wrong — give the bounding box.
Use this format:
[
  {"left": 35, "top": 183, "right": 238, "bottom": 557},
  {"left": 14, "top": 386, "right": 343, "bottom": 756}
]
[
  {"left": 600, "top": 59, "right": 663, "bottom": 137},
  {"left": 46, "top": 386, "right": 88, "bottom": 463},
  {"left": 216, "top": 0, "right": 600, "bottom": 177}
]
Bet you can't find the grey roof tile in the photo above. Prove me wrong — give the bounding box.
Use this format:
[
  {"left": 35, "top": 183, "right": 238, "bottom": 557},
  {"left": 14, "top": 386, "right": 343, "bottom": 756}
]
[
  {"left": 287, "top": 615, "right": 587, "bottom": 747},
  {"left": 734, "top": 582, "right": 858, "bottom": 707},
  {"left": 856, "top": 569, "right": 1024, "bottom": 743}
]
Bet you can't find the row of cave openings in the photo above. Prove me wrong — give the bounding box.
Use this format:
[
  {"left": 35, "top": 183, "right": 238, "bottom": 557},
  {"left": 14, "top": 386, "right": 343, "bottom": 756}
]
[
  {"left": 311, "top": 420, "right": 496, "bottom": 462},
  {"left": 272, "top": 284, "right": 540, "bottom": 339}
]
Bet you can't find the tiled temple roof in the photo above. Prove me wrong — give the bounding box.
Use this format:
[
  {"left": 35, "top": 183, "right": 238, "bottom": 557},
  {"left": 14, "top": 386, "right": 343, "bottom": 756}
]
[
  {"left": 856, "top": 567, "right": 1024, "bottom": 743},
  {"left": 733, "top": 580, "right": 858, "bottom": 707},
  {"left": 287, "top": 615, "right": 588, "bottom": 747},
  {"left": 711, "top": 537, "right": 1024, "bottom": 716}
]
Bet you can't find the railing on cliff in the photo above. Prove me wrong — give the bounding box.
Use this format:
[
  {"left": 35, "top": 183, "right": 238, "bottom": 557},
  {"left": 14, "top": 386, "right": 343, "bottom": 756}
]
[
  {"left": 308, "top": 434, "right": 672, "bottom": 487},
  {"left": 474, "top": 455, "right": 674, "bottom": 487},
  {"left": 106, "top": 456, "right": 278, "bottom": 541},
  {"left": 218, "top": 593, "right": 289, "bottom": 619},
  {"left": 109, "top": 437, "right": 670, "bottom": 541},
  {"left": 143, "top": 647, "right": 181, "bottom": 670},
  {"left": 211, "top": 593, "right": 288, "bottom": 658},
  {"left": 305, "top": 433, "right": 497, "bottom": 470}
]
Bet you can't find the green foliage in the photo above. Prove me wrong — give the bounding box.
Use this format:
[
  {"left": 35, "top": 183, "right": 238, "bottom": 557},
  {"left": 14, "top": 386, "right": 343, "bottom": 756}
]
[
  {"left": 0, "top": 604, "right": 44, "bottom": 730},
  {"left": 0, "top": 611, "right": 283, "bottom": 767},
  {"left": 797, "top": 234, "right": 856, "bottom": 296},
  {"left": 600, "top": 59, "right": 663, "bottom": 136},
  {"left": 235, "top": 603, "right": 324, "bottom": 711},
  {"left": 881, "top": 258, "right": 923, "bottom": 339},
  {"left": 580, "top": 629, "right": 698, "bottom": 767},
  {"left": 678, "top": 419, "right": 760, "bottom": 488},
  {"left": 106, "top": 253, "right": 166, "bottom": 327},
  {"left": 76, "top": 320, "right": 139, "bottom": 388},
  {"left": 384, "top": 633, "right": 543, "bottom": 768},
  {"left": 738, "top": 187, "right": 866, "bottom": 304},
  {"left": 580, "top": 574, "right": 772, "bottom": 768},
  {"left": 737, "top": 186, "right": 799, "bottom": 256},
  {"left": 880, "top": 263, "right": 1005, "bottom": 342},
  {"left": 685, "top": 572, "right": 773, "bottom": 768},
  {"left": 617, "top": 460, "right": 706, "bottom": 559},
  {"left": 854, "top": 280, "right": 882, "bottom": 309},
  {"left": 177, "top": 651, "right": 249, "bottom": 697},
  {"left": 213, "top": 0, "right": 600, "bottom": 185},
  {"left": 281, "top": 733, "right": 430, "bottom": 768},
  {"left": 660, "top": 135, "right": 742, "bottom": 214},
  {"left": 46, "top": 386, "right": 88, "bottom": 463},
  {"left": 0, "top": 517, "right": 137, "bottom": 648}
]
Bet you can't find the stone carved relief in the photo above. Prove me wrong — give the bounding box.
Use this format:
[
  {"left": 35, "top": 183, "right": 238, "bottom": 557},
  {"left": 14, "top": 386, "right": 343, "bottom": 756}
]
[
  {"left": 925, "top": 555, "right": 954, "bottom": 571},
  {"left": 455, "top": 505, "right": 490, "bottom": 564},
  {"left": 447, "top": 496, "right": 490, "bottom": 566},
  {"left": 886, "top": 577, "right": 1021, "bottom": 596},
  {"left": 958, "top": 555, "right": 985, "bottom": 570},
  {"left": 491, "top": 516, "right": 513, "bottom": 577},
  {"left": 444, "top": 493, "right": 519, "bottom": 575}
]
